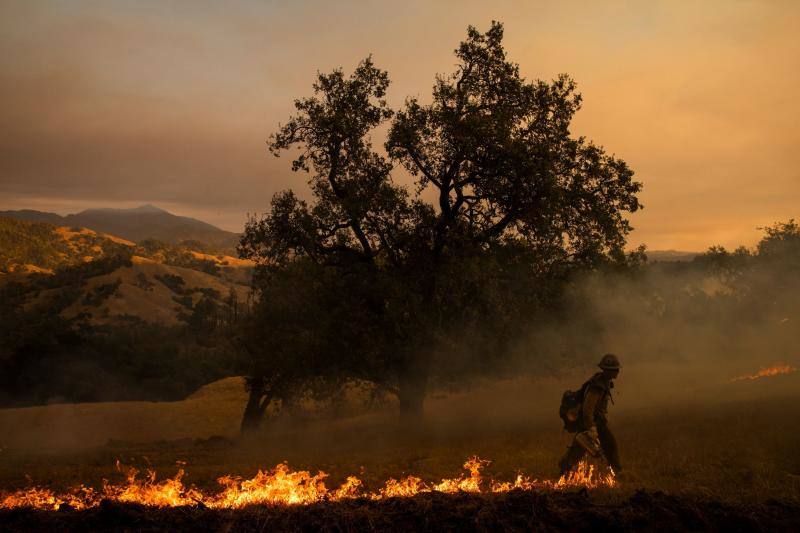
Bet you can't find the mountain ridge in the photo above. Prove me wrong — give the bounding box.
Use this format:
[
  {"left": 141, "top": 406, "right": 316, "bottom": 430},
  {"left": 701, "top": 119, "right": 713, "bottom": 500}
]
[
  {"left": 76, "top": 204, "right": 167, "bottom": 215},
  {"left": 0, "top": 205, "right": 239, "bottom": 252}
]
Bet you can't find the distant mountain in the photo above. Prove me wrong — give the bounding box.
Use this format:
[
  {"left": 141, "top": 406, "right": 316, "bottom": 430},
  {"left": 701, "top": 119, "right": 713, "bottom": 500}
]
[
  {"left": 647, "top": 250, "right": 700, "bottom": 262},
  {"left": 0, "top": 205, "right": 240, "bottom": 252}
]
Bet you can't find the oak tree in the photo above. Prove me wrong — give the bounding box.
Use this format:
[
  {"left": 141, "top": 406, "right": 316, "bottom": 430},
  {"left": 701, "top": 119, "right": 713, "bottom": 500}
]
[{"left": 239, "top": 22, "right": 642, "bottom": 428}]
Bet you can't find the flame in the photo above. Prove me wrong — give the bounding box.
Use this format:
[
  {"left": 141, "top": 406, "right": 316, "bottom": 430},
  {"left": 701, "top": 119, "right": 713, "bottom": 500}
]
[
  {"left": 553, "top": 462, "right": 616, "bottom": 489},
  {"left": 1, "top": 486, "right": 97, "bottom": 511},
  {"left": 489, "top": 461, "right": 617, "bottom": 493},
  {"left": 730, "top": 364, "right": 797, "bottom": 382},
  {"left": 432, "top": 456, "right": 488, "bottom": 493},
  {"left": 490, "top": 474, "right": 534, "bottom": 493},
  {"left": 377, "top": 475, "right": 427, "bottom": 499},
  {"left": 105, "top": 462, "right": 203, "bottom": 507},
  {"left": 212, "top": 463, "right": 330, "bottom": 508},
  {"left": 0, "top": 457, "right": 615, "bottom": 510}
]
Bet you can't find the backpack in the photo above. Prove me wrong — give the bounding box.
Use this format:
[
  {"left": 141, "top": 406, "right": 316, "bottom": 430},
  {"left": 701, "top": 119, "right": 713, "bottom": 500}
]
[{"left": 559, "top": 381, "right": 590, "bottom": 433}]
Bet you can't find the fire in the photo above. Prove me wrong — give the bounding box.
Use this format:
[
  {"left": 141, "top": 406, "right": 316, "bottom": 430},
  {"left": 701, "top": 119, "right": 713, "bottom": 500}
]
[
  {"left": 105, "top": 462, "right": 203, "bottom": 507},
  {"left": 375, "top": 456, "right": 490, "bottom": 498},
  {"left": 1, "top": 486, "right": 96, "bottom": 511},
  {"left": 377, "top": 475, "right": 427, "bottom": 499},
  {"left": 552, "top": 461, "right": 616, "bottom": 490},
  {"left": 730, "top": 364, "right": 797, "bottom": 382},
  {"left": 490, "top": 474, "right": 534, "bottom": 493},
  {"left": 212, "top": 463, "right": 330, "bottom": 507},
  {"left": 0, "top": 457, "right": 615, "bottom": 511}
]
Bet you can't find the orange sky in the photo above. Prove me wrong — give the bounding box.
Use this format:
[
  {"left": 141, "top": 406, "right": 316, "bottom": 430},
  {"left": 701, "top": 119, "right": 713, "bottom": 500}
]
[{"left": 0, "top": 1, "right": 798, "bottom": 251}]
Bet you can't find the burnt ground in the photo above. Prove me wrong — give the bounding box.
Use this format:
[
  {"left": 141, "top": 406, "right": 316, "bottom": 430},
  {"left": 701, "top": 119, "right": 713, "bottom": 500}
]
[{"left": 2, "top": 490, "right": 799, "bottom": 533}]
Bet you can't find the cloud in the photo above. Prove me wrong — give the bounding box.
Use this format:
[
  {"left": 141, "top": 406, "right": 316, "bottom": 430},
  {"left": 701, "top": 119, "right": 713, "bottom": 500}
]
[{"left": 0, "top": 0, "right": 798, "bottom": 245}]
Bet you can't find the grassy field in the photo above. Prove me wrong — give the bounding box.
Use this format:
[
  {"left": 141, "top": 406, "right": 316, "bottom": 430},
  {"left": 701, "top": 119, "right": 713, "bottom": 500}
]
[{"left": 1, "top": 371, "right": 798, "bottom": 505}]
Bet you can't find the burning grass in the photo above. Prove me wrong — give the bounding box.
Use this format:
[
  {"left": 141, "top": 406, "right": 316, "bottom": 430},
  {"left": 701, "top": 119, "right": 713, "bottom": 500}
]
[
  {"left": 730, "top": 364, "right": 797, "bottom": 383},
  {"left": 4, "top": 452, "right": 795, "bottom": 532},
  {"left": 0, "top": 457, "right": 614, "bottom": 511}
]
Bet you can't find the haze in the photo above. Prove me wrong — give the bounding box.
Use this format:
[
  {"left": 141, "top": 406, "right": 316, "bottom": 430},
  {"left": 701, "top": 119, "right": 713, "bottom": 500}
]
[{"left": 0, "top": 0, "right": 797, "bottom": 251}]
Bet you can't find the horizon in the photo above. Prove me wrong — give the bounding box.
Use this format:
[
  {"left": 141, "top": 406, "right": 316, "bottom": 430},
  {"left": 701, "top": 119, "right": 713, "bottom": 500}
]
[{"left": 0, "top": 200, "right": 771, "bottom": 254}]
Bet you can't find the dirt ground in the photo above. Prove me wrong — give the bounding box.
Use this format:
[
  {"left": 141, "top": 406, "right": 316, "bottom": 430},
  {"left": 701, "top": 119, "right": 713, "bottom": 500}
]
[
  {"left": 1, "top": 370, "right": 799, "bottom": 530},
  {"left": 3, "top": 489, "right": 800, "bottom": 532}
]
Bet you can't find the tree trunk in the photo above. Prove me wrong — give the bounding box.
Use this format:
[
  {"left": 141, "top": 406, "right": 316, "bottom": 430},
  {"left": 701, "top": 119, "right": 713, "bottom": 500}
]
[
  {"left": 240, "top": 378, "right": 274, "bottom": 434},
  {"left": 396, "top": 265, "right": 437, "bottom": 419},
  {"left": 240, "top": 388, "right": 266, "bottom": 433},
  {"left": 398, "top": 369, "right": 428, "bottom": 419}
]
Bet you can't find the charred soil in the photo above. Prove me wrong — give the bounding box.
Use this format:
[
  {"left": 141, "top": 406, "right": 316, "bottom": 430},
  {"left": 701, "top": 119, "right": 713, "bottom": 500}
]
[{"left": 2, "top": 489, "right": 799, "bottom": 532}]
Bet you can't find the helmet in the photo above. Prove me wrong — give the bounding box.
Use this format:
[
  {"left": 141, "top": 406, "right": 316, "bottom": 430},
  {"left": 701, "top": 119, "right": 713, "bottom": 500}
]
[{"left": 598, "top": 353, "right": 621, "bottom": 370}]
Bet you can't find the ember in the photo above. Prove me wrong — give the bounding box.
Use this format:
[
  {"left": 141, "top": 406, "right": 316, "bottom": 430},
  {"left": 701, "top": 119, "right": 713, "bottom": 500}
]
[{"left": 0, "top": 457, "right": 615, "bottom": 510}]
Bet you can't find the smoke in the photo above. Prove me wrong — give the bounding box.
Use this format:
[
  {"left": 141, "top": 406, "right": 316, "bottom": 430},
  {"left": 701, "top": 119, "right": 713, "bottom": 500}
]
[
  {"left": 3, "top": 247, "right": 799, "bottom": 455},
  {"left": 504, "top": 258, "right": 800, "bottom": 413},
  {"left": 241, "top": 252, "right": 800, "bottom": 454}
]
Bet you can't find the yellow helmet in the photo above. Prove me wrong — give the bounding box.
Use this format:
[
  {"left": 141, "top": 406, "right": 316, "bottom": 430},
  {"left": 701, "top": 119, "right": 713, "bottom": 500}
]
[{"left": 598, "top": 353, "right": 621, "bottom": 370}]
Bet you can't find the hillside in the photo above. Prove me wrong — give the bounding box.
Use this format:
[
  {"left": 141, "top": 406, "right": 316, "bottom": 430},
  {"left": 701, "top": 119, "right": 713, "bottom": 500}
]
[
  {"left": 0, "top": 204, "right": 240, "bottom": 252},
  {"left": 28, "top": 256, "right": 250, "bottom": 326},
  {"left": 0, "top": 218, "right": 253, "bottom": 407},
  {"left": 0, "top": 216, "right": 252, "bottom": 326},
  {"left": 0, "top": 216, "right": 132, "bottom": 275}
]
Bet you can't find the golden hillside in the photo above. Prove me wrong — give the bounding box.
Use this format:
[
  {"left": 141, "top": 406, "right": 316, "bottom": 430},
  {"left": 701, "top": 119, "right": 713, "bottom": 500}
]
[
  {"left": 28, "top": 257, "right": 250, "bottom": 326},
  {"left": 1, "top": 216, "right": 253, "bottom": 325}
]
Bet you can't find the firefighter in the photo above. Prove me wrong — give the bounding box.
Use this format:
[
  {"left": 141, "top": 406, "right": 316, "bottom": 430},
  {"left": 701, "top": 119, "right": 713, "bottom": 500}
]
[{"left": 558, "top": 353, "right": 622, "bottom": 475}]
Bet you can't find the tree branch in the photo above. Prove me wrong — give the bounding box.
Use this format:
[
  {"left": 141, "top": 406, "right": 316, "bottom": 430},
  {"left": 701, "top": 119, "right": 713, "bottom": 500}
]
[
  {"left": 326, "top": 146, "right": 375, "bottom": 259},
  {"left": 407, "top": 150, "right": 441, "bottom": 188},
  {"left": 478, "top": 209, "right": 517, "bottom": 241}
]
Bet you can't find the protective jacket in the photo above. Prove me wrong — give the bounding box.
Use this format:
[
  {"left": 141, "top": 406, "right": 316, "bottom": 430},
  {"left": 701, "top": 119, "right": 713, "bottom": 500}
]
[{"left": 580, "top": 372, "right": 613, "bottom": 431}]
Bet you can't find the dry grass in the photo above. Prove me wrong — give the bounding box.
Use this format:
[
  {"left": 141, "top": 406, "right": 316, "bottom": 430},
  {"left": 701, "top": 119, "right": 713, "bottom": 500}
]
[
  {"left": 0, "top": 377, "right": 248, "bottom": 450},
  {"left": 1, "top": 374, "right": 798, "bottom": 505}
]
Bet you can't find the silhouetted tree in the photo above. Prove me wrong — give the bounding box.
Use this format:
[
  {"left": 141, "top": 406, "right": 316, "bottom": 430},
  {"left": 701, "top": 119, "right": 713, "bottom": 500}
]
[{"left": 239, "top": 22, "right": 642, "bottom": 427}]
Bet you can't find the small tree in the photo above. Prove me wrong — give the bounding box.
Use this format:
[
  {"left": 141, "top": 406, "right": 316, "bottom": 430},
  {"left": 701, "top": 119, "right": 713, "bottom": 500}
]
[
  {"left": 757, "top": 219, "right": 800, "bottom": 262},
  {"left": 239, "top": 22, "right": 642, "bottom": 427}
]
